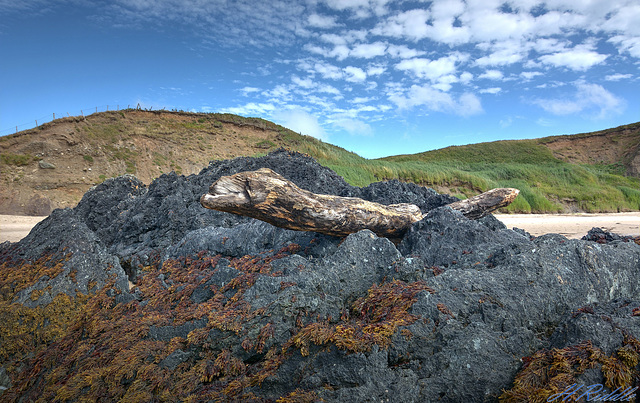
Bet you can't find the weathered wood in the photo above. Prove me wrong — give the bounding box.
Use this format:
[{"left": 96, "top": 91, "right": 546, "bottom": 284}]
[
  {"left": 446, "top": 188, "right": 520, "bottom": 220},
  {"left": 200, "top": 168, "right": 519, "bottom": 238},
  {"left": 200, "top": 168, "right": 422, "bottom": 238}
]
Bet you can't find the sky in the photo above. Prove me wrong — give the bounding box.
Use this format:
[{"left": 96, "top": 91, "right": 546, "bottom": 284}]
[{"left": 1, "top": 0, "right": 639, "bottom": 159}]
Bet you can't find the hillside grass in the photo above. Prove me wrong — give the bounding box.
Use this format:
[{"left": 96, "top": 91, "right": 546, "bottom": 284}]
[
  {"left": 5, "top": 109, "right": 637, "bottom": 213},
  {"left": 206, "top": 115, "right": 640, "bottom": 213},
  {"left": 290, "top": 137, "right": 640, "bottom": 213}
]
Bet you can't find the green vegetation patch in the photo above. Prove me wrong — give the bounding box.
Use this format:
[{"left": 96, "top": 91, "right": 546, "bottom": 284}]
[
  {"left": 284, "top": 133, "right": 640, "bottom": 213},
  {"left": 0, "top": 153, "right": 33, "bottom": 166},
  {"left": 255, "top": 140, "right": 276, "bottom": 149},
  {"left": 103, "top": 144, "right": 138, "bottom": 174}
]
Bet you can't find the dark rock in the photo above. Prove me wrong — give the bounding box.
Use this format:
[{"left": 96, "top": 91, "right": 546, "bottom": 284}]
[
  {"left": 6, "top": 208, "right": 129, "bottom": 307},
  {"left": 549, "top": 299, "right": 640, "bottom": 356},
  {"left": 358, "top": 179, "right": 458, "bottom": 213},
  {"left": 5, "top": 149, "right": 640, "bottom": 402},
  {"left": 159, "top": 349, "right": 193, "bottom": 370},
  {"left": 149, "top": 318, "right": 208, "bottom": 341},
  {"left": 582, "top": 227, "right": 635, "bottom": 244},
  {"left": 0, "top": 366, "right": 10, "bottom": 394},
  {"left": 164, "top": 220, "right": 340, "bottom": 261}
]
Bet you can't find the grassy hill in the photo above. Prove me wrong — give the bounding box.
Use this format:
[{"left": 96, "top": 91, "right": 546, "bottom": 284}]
[{"left": 1, "top": 109, "right": 639, "bottom": 215}]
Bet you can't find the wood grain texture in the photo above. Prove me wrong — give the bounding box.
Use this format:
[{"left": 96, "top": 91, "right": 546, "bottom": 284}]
[{"left": 201, "top": 168, "right": 519, "bottom": 238}]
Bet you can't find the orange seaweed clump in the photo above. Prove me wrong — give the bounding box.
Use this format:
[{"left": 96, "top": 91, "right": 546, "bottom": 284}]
[
  {"left": 276, "top": 388, "right": 323, "bottom": 402},
  {"left": 2, "top": 244, "right": 313, "bottom": 402},
  {"left": 0, "top": 252, "right": 86, "bottom": 377},
  {"left": 287, "top": 280, "right": 435, "bottom": 355},
  {"left": 500, "top": 334, "right": 640, "bottom": 402},
  {"left": 0, "top": 252, "right": 69, "bottom": 297}
]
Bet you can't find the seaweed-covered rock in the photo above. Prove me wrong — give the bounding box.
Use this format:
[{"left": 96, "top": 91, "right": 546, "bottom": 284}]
[
  {"left": 2, "top": 149, "right": 640, "bottom": 402},
  {"left": 5, "top": 208, "right": 128, "bottom": 307}
]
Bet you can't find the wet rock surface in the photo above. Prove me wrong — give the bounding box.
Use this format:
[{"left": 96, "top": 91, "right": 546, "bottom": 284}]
[{"left": 1, "top": 149, "right": 639, "bottom": 402}]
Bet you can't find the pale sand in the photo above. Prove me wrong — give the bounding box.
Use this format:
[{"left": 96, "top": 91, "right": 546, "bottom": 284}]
[
  {"left": 1, "top": 213, "right": 640, "bottom": 243},
  {"left": 0, "top": 215, "right": 48, "bottom": 243},
  {"left": 494, "top": 212, "right": 640, "bottom": 239}
]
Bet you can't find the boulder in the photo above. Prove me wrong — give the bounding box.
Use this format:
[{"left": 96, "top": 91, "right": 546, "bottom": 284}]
[{"left": 1, "top": 149, "right": 639, "bottom": 402}]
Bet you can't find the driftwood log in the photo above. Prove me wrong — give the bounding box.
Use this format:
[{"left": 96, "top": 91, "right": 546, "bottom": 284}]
[{"left": 200, "top": 168, "right": 519, "bottom": 239}]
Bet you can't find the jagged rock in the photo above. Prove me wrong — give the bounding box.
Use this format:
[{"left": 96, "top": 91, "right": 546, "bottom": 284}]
[
  {"left": 5, "top": 208, "right": 128, "bottom": 307},
  {"left": 164, "top": 220, "right": 340, "bottom": 261},
  {"left": 3, "top": 149, "right": 640, "bottom": 402},
  {"left": 0, "top": 366, "right": 10, "bottom": 394},
  {"left": 582, "top": 226, "right": 635, "bottom": 244}
]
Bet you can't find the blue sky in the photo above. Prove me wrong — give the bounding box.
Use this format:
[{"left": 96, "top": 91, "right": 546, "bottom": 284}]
[{"left": 1, "top": 0, "right": 638, "bottom": 158}]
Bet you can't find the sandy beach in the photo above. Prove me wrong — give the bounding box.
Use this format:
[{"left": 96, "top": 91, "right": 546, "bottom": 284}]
[
  {"left": 1, "top": 213, "right": 640, "bottom": 243},
  {"left": 0, "top": 215, "right": 48, "bottom": 243},
  {"left": 494, "top": 212, "right": 640, "bottom": 239}
]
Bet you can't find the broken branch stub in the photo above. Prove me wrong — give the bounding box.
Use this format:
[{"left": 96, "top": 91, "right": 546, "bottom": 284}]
[
  {"left": 200, "top": 168, "right": 519, "bottom": 238},
  {"left": 446, "top": 188, "right": 520, "bottom": 220}
]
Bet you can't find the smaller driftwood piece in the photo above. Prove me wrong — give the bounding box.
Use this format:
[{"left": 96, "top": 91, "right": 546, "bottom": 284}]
[{"left": 200, "top": 168, "right": 519, "bottom": 238}]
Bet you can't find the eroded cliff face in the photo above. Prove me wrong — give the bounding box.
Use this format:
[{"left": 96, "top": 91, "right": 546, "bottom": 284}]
[
  {"left": 1, "top": 150, "right": 639, "bottom": 402},
  {"left": 542, "top": 123, "right": 640, "bottom": 178}
]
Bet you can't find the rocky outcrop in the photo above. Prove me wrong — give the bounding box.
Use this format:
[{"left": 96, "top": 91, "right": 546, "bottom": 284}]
[{"left": 1, "top": 149, "right": 639, "bottom": 402}]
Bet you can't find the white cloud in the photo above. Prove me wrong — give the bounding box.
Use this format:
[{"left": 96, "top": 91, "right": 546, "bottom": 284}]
[
  {"left": 352, "top": 96, "right": 375, "bottom": 103},
  {"left": 350, "top": 42, "right": 387, "bottom": 58},
  {"left": 344, "top": 66, "right": 367, "bottom": 82},
  {"left": 221, "top": 102, "right": 276, "bottom": 116},
  {"left": 319, "top": 33, "right": 347, "bottom": 46},
  {"left": 106, "top": 0, "right": 309, "bottom": 48},
  {"left": 323, "top": 0, "right": 390, "bottom": 18},
  {"left": 538, "top": 44, "right": 608, "bottom": 71},
  {"left": 386, "top": 44, "right": 425, "bottom": 59},
  {"left": 366, "top": 64, "right": 386, "bottom": 76},
  {"left": 605, "top": 73, "right": 633, "bottom": 81},
  {"left": 601, "top": 4, "right": 640, "bottom": 36},
  {"left": 388, "top": 84, "right": 482, "bottom": 117},
  {"left": 264, "top": 84, "right": 290, "bottom": 99},
  {"left": 475, "top": 41, "right": 527, "bottom": 66},
  {"left": 317, "top": 83, "right": 341, "bottom": 95},
  {"left": 479, "top": 70, "right": 504, "bottom": 80},
  {"left": 532, "top": 81, "right": 624, "bottom": 118},
  {"left": 395, "top": 55, "right": 462, "bottom": 82},
  {"left": 240, "top": 87, "right": 260, "bottom": 96},
  {"left": 313, "top": 61, "right": 344, "bottom": 80},
  {"left": 520, "top": 71, "right": 543, "bottom": 80},
  {"left": 609, "top": 35, "right": 640, "bottom": 58},
  {"left": 499, "top": 117, "right": 513, "bottom": 128},
  {"left": 480, "top": 87, "right": 501, "bottom": 94},
  {"left": 332, "top": 118, "right": 373, "bottom": 136},
  {"left": 459, "top": 71, "right": 473, "bottom": 84},
  {"left": 373, "top": 9, "right": 430, "bottom": 41},
  {"left": 330, "top": 45, "right": 351, "bottom": 61},
  {"left": 272, "top": 108, "right": 327, "bottom": 140},
  {"left": 307, "top": 13, "right": 339, "bottom": 29},
  {"left": 291, "top": 75, "right": 315, "bottom": 89}
]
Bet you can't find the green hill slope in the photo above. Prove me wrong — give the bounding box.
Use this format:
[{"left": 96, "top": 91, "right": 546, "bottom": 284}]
[{"left": 1, "top": 109, "right": 638, "bottom": 215}]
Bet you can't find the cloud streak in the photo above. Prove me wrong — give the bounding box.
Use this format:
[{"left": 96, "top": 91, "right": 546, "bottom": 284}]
[{"left": 532, "top": 82, "right": 625, "bottom": 118}]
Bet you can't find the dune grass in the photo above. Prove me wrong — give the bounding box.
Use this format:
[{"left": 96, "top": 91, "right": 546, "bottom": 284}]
[
  {"left": 285, "top": 135, "right": 640, "bottom": 213},
  {"left": 190, "top": 115, "right": 640, "bottom": 213}
]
